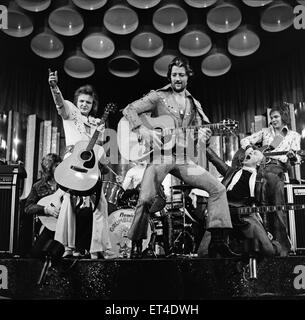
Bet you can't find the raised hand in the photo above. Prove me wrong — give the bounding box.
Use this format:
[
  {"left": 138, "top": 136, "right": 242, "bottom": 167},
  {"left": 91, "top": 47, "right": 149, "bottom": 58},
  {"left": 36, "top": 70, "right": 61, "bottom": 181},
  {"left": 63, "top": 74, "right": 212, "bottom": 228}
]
[{"left": 48, "top": 69, "right": 58, "bottom": 87}]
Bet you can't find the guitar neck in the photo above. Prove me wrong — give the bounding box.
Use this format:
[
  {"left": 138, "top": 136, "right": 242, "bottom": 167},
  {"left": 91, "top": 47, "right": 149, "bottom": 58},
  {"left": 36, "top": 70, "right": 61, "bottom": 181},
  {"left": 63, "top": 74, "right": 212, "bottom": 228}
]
[
  {"left": 168, "top": 123, "right": 225, "bottom": 134},
  {"left": 263, "top": 150, "right": 303, "bottom": 157},
  {"left": 237, "top": 204, "right": 305, "bottom": 215},
  {"left": 86, "top": 111, "right": 109, "bottom": 151},
  {"left": 86, "top": 130, "right": 100, "bottom": 151},
  {"left": 263, "top": 151, "right": 287, "bottom": 157}
]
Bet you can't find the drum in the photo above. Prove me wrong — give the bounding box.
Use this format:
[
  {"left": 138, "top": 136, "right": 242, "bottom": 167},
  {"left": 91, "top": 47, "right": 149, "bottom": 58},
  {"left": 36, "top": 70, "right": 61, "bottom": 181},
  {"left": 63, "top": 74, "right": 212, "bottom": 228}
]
[
  {"left": 102, "top": 181, "right": 124, "bottom": 206},
  {"left": 105, "top": 208, "right": 151, "bottom": 258},
  {"left": 119, "top": 188, "right": 139, "bottom": 208},
  {"left": 165, "top": 208, "right": 196, "bottom": 255}
]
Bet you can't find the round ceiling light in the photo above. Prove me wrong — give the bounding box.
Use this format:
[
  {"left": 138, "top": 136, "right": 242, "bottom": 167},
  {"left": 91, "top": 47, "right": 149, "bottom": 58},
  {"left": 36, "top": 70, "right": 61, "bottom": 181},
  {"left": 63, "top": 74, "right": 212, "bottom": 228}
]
[
  {"left": 108, "top": 53, "right": 140, "bottom": 78},
  {"left": 31, "top": 29, "right": 64, "bottom": 58},
  {"left": 153, "top": 53, "right": 177, "bottom": 77},
  {"left": 104, "top": 5, "right": 138, "bottom": 35},
  {"left": 48, "top": 6, "right": 84, "bottom": 36},
  {"left": 184, "top": 0, "right": 217, "bottom": 8},
  {"left": 260, "top": 2, "right": 294, "bottom": 32},
  {"left": 207, "top": 2, "right": 242, "bottom": 33},
  {"left": 131, "top": 31, "right": 163, "bottom": 58},
  {"left": 64, "top": 51, "right": 95, "bottom": 78},
  {"left": 82, "top": 32, "right": 115, "bottom": 59},
  {"left": 1, "top": 7, "right": 33, "bottom": 37},
  {"left": 126, "top": 0, "right": 161, "bottom": 9},
  {"left": 201, "top": 51, "right": 231, "bottom": 77},
  {"left": 179, "top": 29, "right": 212, "bottom": 57},
  {"left": 228, "top": 27, "right": 260, "bottom": 57},
  {"left": 153, "top": 4, "right": 188, "bottom": 34},
  {"left": 242, "top": 0, "right": 273, "bottom": 7},
  {"left": 72, "top": 0, "right": 107, "bottom": 10},
  {"left": 16, "top": 0, "right": 51, "bottom": 12}
]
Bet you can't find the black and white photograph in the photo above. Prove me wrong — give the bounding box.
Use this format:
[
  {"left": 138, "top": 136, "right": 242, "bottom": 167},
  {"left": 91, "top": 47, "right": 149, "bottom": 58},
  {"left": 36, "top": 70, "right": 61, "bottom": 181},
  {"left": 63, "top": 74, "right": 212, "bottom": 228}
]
[{"left": 1, "top": 0, "right": 305, "bottom": 308}]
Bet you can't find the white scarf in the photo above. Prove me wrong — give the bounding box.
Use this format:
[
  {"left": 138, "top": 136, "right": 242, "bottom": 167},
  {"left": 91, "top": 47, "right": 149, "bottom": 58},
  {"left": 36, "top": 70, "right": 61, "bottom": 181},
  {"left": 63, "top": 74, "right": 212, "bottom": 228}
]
[{"left": 227, "top": 167, "right": 257, "bottom": 197}]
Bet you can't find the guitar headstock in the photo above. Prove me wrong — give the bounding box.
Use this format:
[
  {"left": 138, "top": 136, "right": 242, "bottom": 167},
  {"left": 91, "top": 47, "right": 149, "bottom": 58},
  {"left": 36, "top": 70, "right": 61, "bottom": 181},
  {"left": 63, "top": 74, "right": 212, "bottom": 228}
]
[
  {"left": 297, "top": 150, "right": 305, "bottom": 159},
  {"left": 100, "top": 102, "right": 118, "bottom": 123},
  {"left": 219, "top": 119, "right": 239, "bottom": 133},
  {"left": 104, "top": 102, "right": 117, "bottom": 114}
]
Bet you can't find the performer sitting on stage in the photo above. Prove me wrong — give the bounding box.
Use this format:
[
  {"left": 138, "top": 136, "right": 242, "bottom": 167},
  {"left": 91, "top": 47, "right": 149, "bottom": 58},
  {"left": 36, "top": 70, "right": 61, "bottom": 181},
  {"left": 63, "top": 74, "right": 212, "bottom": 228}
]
[
  {"left": 24, "top": 153, "right": 62, "bottom": 257},
  {"left": 199, "top": 146, "right": 282, "bottom": 258},
  {"left": 120, "top": 160, "right": 147, "bottom": 208},
  {"left": 48, "top": 70, "right": 111, "bottom": 259},
  {"left": 122, "top": 56, "right": 238, "bottom": 259},
  {"left": 240, "top": 105, "right": 301, "bottom": 256},
  {"left": 122, "top": 160, "right": 147, "bottom": 191}
]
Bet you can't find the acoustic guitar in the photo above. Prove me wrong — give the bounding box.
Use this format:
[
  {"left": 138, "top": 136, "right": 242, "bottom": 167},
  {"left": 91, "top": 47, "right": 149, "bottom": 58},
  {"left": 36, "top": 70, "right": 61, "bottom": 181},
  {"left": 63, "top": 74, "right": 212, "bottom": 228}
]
[
  {"left": 55, "top": 103, "right": 117, "bottom": 195},
  {"left": 37, "top": 189, "right": 66, "bottom": 231},
  {"left": 117, "top": 114, "right": 239, "bottom": 162}
]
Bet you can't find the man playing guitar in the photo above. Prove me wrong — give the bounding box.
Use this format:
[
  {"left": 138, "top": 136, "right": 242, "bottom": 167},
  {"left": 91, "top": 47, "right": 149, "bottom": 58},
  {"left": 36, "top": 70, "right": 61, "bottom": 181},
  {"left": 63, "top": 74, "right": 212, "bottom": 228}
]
[
  {"left": 24, "top": 153, "right": 62, "bottom": 257},
  {"left": 241, "top": 105, "right": 301, "bottom": 256},
  {"left": 48, "top": 70, "right": 111, "bottom": 259},
  {"left": 122, "top": 56, "right": 238, "bottom": 259}
]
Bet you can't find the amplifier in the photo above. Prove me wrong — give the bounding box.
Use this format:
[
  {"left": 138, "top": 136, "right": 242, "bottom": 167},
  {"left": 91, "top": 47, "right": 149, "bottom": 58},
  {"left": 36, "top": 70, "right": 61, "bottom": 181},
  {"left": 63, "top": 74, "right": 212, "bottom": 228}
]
[
  {"left": 285, "top": 184, "right": 305, "bottom": 252},
  {"left": 0, "top": 165, "right": 26, "bottom": 254}
]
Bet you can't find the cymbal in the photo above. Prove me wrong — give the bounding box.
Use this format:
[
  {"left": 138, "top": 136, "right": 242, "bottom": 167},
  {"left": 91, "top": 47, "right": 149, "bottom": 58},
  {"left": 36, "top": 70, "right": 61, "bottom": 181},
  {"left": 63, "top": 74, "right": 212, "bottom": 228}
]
[{"left": 171, "top": 184, "right": 192, "bottom": 190}]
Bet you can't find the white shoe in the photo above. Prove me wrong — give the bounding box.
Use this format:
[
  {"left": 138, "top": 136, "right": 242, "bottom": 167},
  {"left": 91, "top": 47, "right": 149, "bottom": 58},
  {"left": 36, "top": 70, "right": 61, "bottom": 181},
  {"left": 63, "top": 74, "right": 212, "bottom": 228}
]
[
  {"left": 63, "top": 248, "right": 74, "bottom": 258},
  {"left": 72, "top": 251, "right": 82, "bottom": 257},
  {"left": 90, "top": 252, "right": 104, "bottom": 259}
]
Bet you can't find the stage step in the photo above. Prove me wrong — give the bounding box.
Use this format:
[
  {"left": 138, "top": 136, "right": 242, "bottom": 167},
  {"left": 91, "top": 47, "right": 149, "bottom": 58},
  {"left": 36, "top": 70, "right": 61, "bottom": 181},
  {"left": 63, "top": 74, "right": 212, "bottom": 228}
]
[{"left": 1, "top": 256, "right": 305, "bottom": 299}]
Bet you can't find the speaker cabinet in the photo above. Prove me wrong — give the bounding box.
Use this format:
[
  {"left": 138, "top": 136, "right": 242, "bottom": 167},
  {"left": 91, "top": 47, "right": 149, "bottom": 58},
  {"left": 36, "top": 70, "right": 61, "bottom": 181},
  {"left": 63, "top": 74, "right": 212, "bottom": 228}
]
[
  {"left": 0, "top": 165, "right": 26, "bottom": 254},
  {"left": 285, "top": 184, "right": 305, "bottom": 253}
]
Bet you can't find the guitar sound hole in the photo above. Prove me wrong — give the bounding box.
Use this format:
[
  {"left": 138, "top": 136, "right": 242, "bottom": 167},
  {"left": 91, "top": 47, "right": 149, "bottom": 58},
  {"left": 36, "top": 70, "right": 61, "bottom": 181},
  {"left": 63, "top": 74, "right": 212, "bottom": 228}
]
[
  {"left": 154, "top": 128, "right": 164, "bottom": 145},
  {"left": 80, "top": 151, "right": 92, "bottom": 161}
]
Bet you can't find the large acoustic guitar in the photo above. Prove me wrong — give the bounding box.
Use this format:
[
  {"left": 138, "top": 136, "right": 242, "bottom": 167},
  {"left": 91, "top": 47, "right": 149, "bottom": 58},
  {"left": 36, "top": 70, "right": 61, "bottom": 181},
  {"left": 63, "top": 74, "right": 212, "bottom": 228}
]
[
  {"left": 55, "top": 103, "right": 117, "bottom": 195},
  {"left": 37, "top": 189, "right": 66, "bottom": 231},
  {"left": 117, "top": 114, "right": 239, "bottom": 162}
]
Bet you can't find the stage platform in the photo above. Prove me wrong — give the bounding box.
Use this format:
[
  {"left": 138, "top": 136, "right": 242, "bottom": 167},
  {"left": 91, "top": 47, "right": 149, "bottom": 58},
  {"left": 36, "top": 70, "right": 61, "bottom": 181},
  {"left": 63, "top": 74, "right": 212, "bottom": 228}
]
[{"left": 1, "top": 256, "right": 305, "bottom": 300}]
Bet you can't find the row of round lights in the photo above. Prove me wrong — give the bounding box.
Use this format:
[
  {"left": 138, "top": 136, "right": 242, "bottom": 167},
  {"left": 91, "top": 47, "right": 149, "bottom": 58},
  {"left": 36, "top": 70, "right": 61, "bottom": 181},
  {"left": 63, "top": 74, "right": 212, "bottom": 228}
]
[{"left": 1, "top": 0, "right": 299, "bottom": 78}]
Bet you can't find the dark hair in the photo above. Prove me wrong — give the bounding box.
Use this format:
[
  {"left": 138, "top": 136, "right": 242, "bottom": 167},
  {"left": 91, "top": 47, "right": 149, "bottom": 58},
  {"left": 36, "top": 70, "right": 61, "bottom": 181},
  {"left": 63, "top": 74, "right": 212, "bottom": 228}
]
[
  {"left": 232, "top": 148, "right": 245, "bottom": 168},
  {"left": 73, "top": 85, "right": 99, "bottom": 116},
  {"left": 167, "top": 56, "right": 194, "bottom": 81},
  {"left": 269, "top": 105, "right": 290, "bottom": 126},
  {"left": 41, "top": 153, "right": 62, "bottom": 180}
]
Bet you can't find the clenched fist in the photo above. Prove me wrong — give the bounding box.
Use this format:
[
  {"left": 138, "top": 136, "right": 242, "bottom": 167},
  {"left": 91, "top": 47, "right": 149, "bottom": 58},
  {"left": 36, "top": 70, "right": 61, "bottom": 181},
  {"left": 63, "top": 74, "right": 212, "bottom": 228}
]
[{"left": 48, "top": 69, "right": 58, "bottom": 87}]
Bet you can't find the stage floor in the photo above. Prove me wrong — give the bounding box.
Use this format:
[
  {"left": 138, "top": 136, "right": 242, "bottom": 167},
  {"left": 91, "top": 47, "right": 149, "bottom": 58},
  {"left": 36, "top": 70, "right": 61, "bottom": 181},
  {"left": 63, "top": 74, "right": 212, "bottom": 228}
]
[{"left": 1, "top": 255, "right": 305, "bottom": 300}]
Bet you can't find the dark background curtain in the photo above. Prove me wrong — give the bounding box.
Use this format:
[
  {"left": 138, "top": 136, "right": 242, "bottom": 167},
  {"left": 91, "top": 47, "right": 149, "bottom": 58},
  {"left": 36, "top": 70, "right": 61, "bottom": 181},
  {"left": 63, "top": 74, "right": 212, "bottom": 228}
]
[{"left": 1, "top": 44, "right": 305, "bottom": 135}]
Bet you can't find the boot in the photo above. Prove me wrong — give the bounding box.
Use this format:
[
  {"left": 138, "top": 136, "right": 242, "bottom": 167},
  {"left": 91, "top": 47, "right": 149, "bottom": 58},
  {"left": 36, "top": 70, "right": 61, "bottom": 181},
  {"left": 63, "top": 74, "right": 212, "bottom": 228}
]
[
  {"left": 142, "top": 233, "right": 157, "bottom": 259},
  {"left": 208, "top": 228, "right": 241, "bottom": 258},
  {"left": 130, "top": 240, "right": 143, "bottom": 259}
]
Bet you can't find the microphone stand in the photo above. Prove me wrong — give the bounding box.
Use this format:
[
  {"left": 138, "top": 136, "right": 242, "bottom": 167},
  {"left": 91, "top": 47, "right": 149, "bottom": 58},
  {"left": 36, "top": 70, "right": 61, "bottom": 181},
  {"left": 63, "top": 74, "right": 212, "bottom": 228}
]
[{"left": 37, "top": 239, "right": 64, "bottom": 287}]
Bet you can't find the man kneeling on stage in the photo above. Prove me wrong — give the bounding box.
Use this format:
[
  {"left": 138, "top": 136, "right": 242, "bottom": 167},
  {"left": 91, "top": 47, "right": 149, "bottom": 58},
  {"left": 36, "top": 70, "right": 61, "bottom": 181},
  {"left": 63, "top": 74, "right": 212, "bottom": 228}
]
[
  {"left": 24, "top": 153, "right": 62, "bottom": 257},
  {"left": 199, "top": 147, "right": 282, "bottom": 258}
]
